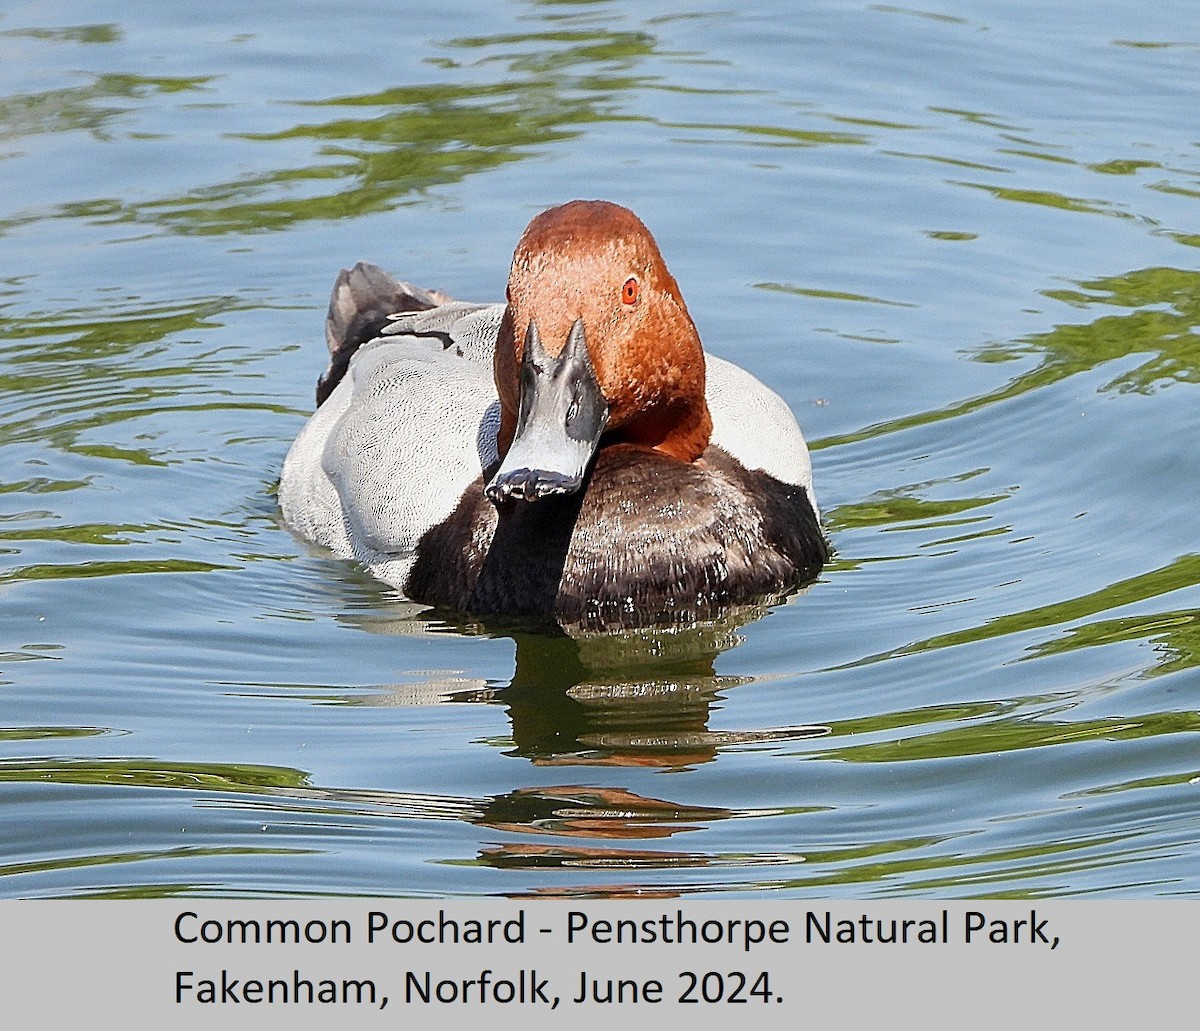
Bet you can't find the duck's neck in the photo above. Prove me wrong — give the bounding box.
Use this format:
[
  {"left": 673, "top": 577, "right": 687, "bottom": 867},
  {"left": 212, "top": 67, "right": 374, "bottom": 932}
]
[{"left": 608, "top": 393, "right": 712, "bottom": 464}]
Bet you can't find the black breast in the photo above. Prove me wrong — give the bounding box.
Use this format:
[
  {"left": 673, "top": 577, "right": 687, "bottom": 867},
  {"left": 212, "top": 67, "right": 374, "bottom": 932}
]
[{"left": 405, "top": 445, "right": 827, "bottom": 632}]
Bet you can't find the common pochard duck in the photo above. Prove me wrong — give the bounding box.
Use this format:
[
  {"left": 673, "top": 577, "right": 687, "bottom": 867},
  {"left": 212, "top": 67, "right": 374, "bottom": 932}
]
[{"left": 280, "top": 200, "right": 827, "bottom": 631}]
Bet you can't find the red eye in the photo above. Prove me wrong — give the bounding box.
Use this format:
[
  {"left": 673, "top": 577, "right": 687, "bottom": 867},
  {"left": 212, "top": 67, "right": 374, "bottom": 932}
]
[{"left": 622, "top": 277, "right": 639, "bottom": 305}]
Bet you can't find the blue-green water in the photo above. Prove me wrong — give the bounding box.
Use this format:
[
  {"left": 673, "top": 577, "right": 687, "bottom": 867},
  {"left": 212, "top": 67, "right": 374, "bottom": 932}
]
[{"left": 2, "top": 0, "right": 1198, "bottom": 898}]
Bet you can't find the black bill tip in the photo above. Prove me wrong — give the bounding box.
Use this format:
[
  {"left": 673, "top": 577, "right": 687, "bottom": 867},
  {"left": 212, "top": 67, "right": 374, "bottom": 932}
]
[{"left": 485, "top": 467, "right": 582, "bottom": 503}]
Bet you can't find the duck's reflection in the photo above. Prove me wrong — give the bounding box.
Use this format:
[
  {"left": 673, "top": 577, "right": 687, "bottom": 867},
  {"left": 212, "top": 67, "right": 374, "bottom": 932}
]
[
  {"left": 502, "top": 623, "right": 745, "bottom": 767},
  {"left": 345, "top": 604, "right": 825, "bottom": 768},
  {"left": 321, "top": 605, "right": 827, "bottom": 879}
]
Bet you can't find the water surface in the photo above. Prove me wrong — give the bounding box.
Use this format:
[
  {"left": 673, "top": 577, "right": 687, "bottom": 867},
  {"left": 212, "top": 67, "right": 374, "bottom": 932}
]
[{"left": 2, "top": 0, "right": 1199, "bottom": 898}]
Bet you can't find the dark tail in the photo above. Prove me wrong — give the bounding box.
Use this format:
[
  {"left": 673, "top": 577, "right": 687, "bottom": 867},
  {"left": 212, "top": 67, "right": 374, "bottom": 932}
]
[{"left": 316, "top": 262, "right": 452, "bottom": 406}]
